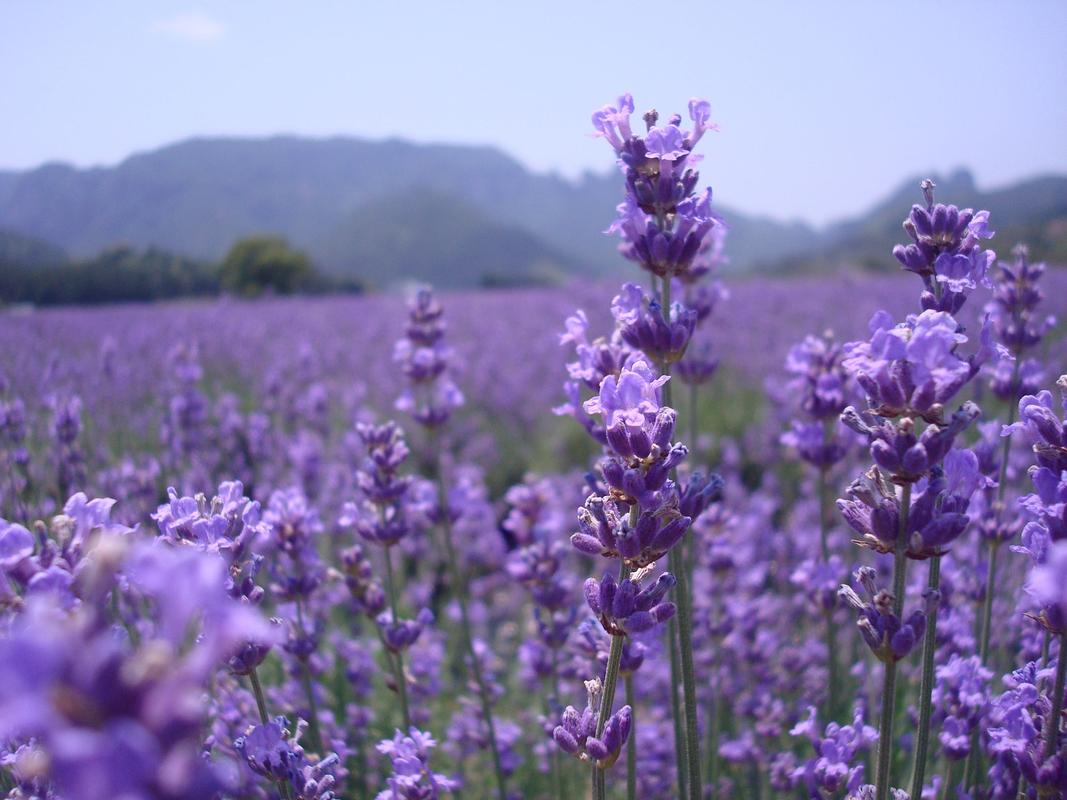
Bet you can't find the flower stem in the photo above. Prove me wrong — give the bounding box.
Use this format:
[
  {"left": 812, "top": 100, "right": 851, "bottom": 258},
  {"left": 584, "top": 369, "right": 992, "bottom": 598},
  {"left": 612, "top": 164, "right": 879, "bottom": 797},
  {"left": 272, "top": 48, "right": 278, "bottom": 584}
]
[
  {"left": 435, "top": 468, "right": 509, "bottom": 800},
  {"left": 249, "top": 668, "right": 271, "bottom": 724},
  {"left": 660, "top": 275, "right": 704, "bottom": 800},
  {"left": 941, "top": 759, "right": 957, "bottom": 800},
  {"left": 626, "top": 673, "right": 637, "bottom": 800},
  {"left": 248, "top": 668, "right": 294, "bottom": 800},
  {"left": 382, "top": 544, "right": 412, "bottom": 730},
  {"left": 594, "top": 628, "right": 625, "bottom": 800},
  {"left": 1043, "top": 630, "right": 1067, "bottom": 760},
  {"left": 667, "top": 616, "right": 690, "bottom": 796},
  {"left": 875, "top": 660, "right": 900, "bottom": 800},
  {"left": 706, "top": 689, "right": 721, "bottom": 792},
  {"left": 908, "top": 554, "right": 941, "bottom": 799},
  {"left": 875, "top": 481, "right": 911, "bottom": 800}
]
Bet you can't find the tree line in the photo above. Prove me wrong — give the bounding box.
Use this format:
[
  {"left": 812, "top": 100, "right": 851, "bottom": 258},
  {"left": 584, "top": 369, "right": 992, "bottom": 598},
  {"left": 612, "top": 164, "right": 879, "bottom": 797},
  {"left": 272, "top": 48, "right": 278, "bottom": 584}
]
[{"left": 0, "top": 236, "right": 361, "bottom": 306}]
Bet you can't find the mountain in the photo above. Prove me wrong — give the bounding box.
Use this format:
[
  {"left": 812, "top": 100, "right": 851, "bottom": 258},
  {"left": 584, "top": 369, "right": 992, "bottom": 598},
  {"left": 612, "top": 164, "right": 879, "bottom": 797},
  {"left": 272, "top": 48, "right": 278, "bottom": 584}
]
[
  {"left": 0, "top": 227, "right": 68, "bottom": 269},
  {"left": 0, "top": 137, "right": 1064, "bottom": 290},
  {"left": 767, "top": 168, "right": 1067, "bottom": 272},
  {"left": 319, "top": 188, "right": 579, "bottom": 288},
  {"left": 0, "top": 136, "right": 821, "bottom": 284}
]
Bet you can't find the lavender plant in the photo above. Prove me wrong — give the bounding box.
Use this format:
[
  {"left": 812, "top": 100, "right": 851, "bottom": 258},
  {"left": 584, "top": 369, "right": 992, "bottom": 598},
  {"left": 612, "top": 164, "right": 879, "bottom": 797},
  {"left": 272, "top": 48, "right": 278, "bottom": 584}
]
[
  {"left": 837, "top": 181, "right": 1000, "bottom": 800},
  {"left": 394, "top": 287, "right": 510, "bottom": 800},
  {"left": 581, "top": 91, "right": 723, "bottom": 800}
]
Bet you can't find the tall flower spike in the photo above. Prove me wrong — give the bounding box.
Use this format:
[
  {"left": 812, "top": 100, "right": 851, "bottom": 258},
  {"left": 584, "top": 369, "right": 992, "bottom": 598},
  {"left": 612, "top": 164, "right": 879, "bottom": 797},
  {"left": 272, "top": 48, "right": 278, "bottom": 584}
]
[
  {"left": 395, "top": 287, "right": 464, "bottom": 429},
  {"left": 595, "top": 94, "right": 722, "bottom": 281},
  {"left": 892, "top": 179, "right": 995, "bottom": 314}
]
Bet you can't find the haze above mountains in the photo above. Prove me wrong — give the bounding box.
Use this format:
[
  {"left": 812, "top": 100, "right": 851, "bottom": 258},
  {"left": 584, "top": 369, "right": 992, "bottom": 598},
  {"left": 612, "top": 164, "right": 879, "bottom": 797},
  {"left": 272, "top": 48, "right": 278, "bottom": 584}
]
[{"left": 1, "top": 136, "right": 1065, "bottom": 289}]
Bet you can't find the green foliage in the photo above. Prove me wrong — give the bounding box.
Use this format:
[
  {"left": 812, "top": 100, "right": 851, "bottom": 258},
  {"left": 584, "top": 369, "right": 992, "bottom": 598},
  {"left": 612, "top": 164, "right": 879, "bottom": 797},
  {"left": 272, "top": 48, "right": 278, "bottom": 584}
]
[
  {"left": 0, "top": 245, "right": 217, "bottom": 305},
  {"left": 218, "top": 236, "right": 313, "bottom": 296}
]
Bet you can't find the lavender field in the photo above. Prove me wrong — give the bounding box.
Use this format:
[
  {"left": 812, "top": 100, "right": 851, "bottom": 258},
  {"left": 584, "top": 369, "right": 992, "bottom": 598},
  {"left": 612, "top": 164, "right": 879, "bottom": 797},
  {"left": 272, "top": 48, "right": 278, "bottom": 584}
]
[{"left": 3, "top": 93, "right": 1067, "bottom": 800}]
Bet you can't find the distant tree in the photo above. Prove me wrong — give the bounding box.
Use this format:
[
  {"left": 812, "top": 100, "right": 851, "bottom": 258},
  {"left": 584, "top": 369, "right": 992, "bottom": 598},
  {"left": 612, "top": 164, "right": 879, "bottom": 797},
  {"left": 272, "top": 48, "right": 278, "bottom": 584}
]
[
  {"left": 0, "top": 244, "right": 218, "bottom": 306},
  {"left": 219, "top": 236, "right": 313, "bottom": 296}
]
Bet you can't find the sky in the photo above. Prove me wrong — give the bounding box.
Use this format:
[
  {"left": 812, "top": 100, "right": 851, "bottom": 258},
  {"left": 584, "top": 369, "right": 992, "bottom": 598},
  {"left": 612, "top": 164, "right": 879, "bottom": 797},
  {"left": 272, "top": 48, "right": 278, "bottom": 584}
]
[{"left": 2, "top": 0, "right": 1066, "bottom": 225}]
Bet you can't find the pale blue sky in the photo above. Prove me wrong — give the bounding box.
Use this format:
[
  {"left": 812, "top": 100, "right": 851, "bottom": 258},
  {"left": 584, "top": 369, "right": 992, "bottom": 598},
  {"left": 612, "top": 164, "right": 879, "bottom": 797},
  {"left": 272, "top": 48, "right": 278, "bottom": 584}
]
[{"left": 2, "top": 0, "right": 1065, "bottom": 224}]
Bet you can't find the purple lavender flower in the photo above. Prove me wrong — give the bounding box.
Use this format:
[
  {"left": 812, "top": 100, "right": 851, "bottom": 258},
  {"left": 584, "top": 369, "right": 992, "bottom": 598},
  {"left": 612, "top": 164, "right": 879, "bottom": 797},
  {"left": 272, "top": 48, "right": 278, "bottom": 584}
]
[
  {"left": 842, "top": 310, "right": 998, "bottom": 422},
  {"left": 611, "top": 282, "right": 696, "bottom": 364},
  {"left": 553, "top": 680, "right": 633, "bottom": 769},
  {"left": 46, "top": 394, "right": 84, "bottom": 498},
  {"left": 395, "top": 288, "right": 464, "bottom": 429},
  {"left": 786, "top": 334, "right": 853, "bottom": 420},
  {"left": 931, "top": 654, "right": 992, "bottom": 761},
  {"left": 340, "top": 422, "right": 419, "bottom": 547},
  {"left": 839, "top": 567, "right": 928, "bottom": 662},
  {"left": 572, "top": 492, "right": 691, "bottom": 568},
  {"left": 594, "top": 94, "right": 722, "bottom": 281},
  {"left": 841, "top": 401, "right": 979, "bottom": 485},
  {"left": 236, "top": 716, "right": 340, "bottom": 798},
  {"left": 0, "top": 533, "right": 269, "bottom": 800},
  {"left": 1004, "top": 378, "right": 1067, "bottom": 475},
  {"left": 790, "top": 705, "right": 877, "bottom": 796},
  {"left": 985, "top": 244, "right": 1056, "bottom": 396},
  {"left": 375, "top": 728, "right": 457, "bottom": 799},
  {"left": 837, "top": 446, "right": 984, "bottom": 558},
  {"left": 902, "top": 449, "right": 987, "bottom": 557},
  {"left": 1028, "top": 541, "right": 1067, "bottom": 625},
  {"left": 584, "top": 571, "right": 677, "bottom": 635},
  {"left": 892, "top": 179, "right": 995, "bottom": 314}
]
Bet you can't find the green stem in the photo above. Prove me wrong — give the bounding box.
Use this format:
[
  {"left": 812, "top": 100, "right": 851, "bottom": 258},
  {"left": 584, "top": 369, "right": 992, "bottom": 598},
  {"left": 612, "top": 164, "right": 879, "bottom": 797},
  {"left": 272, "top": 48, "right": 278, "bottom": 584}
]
[
  {"left": 909, "top": 554, "right": 941, "bottom": 799},
  {"left": 382, "top": 544, "right": 412, "bottom": 730},
  {"left": 706, "top": 689, "right": 721, "bottom": 793},
  {"left": 875, "top": 481, "right": 911, "bottom": 800},
  {"left": 435, "top": 467, "right": 509, "bottom": 800},
  {"left": 248, "top": 668, "right": 294, "bottom": 800},
  {"left": 626, "top": 673, "right": 637, "bottom": 800},
  {"left": 875, "top": 660, "right": 901, "bottom": 800},
  {"left": 1043, "top": 631, "right": 1067, "bottom": 760},
  {"left": 660, "top": 275, "right": 704, "bottom": 800},
  {"left": 941, "top": 760, "right": 957, "bottom": 800},
  {"left": 891, "top": 487, "right": 911, "bottom": 620},
  {"left": 594, "top": 629, "right": 625, "bottom": 800},
  {"left": 249, "top": 668, "right": 271, "bottom": 724},
  {"left": 667, "top": 615, "right": 689, "bottom": 797}
]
